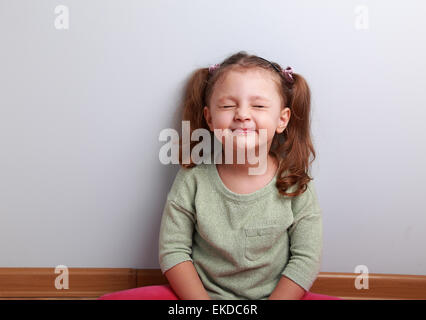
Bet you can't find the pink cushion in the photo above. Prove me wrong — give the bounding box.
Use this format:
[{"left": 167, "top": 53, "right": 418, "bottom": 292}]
[
  {"left": 97, "top": 285, "right": 343, "bottom": 300},
  {"left": 301, "top": 291, "right": 343, "bottom": 300},
  {"left": 98, "top": 285, "right": 179, "bottom": 300}
]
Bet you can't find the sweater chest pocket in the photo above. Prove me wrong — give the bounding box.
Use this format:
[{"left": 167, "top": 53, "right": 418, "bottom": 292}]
[{"left": 244, "top": 225, "right": 285, "bottom": 261}]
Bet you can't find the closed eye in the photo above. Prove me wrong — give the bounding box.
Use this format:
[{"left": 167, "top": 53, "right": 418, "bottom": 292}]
[{"left": 222, "top": 105, "right": 265, "bottom": 108}]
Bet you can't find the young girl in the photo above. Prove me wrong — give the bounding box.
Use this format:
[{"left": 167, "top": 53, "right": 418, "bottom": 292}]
[{"left": 98, "top": 51, "right": 342, "bottom": 300}]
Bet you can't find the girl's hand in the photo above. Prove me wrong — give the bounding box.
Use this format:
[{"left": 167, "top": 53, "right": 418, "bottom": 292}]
[{"left": 268, "top": 276, "right": 306, "bottom": 300}]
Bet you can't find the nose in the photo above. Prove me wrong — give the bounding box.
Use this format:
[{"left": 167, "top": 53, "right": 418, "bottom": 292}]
[{"left": 234, "top": 105, "right": 251, "bottom": 122}]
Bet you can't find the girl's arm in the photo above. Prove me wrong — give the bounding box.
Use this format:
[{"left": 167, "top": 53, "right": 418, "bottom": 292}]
[
  {"left": 270, "top": 181, "right": 323, "bottom": 299},
  {"left": 159, "top": 166, "right": 210, "bottom": 300},
  {"left": 164, "top": 260, "right": 211, "bottom": 300}
]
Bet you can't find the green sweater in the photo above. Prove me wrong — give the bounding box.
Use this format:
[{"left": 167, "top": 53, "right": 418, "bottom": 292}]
[{"left": 158, "top": 163, "right": 323, "bottom": 300}]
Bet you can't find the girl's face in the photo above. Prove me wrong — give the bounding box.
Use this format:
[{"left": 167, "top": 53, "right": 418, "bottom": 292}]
[{"left": 204, "top": 68, "right": 290, "bottom": 159}]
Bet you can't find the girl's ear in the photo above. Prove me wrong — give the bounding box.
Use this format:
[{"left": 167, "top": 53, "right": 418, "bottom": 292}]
[
  {"left": 276, "top": 107, "right": 291, "bottom": 134},
  {"left": 203, "top": 106, "right": 213, "bottom": 131}
]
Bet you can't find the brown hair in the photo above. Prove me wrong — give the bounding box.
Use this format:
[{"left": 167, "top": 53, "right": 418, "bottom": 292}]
[{"left": 177, "top": 50, "right": 316, "bottom": 197}]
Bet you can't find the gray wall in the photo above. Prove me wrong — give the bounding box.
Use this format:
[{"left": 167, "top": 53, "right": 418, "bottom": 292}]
[{"left": 1, "top": 0, "right": 425, "bottom": 275}]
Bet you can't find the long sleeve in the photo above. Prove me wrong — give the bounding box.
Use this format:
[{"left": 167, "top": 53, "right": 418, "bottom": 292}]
[
  {"left": 158, "top": 199, "right": 196, "bottom": 274},
  {"left": 158, "top": 167, "right": 198, "bottom": 275},
  {"left": 281, "top": 180, "right": 323, "bottom": 291}
]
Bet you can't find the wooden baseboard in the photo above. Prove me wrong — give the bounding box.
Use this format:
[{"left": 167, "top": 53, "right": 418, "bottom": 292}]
[
  {"left": 0, "top": 268, "right": 138, "bottom": 299},
  {"left": 0, "top": 268, "right": 425, "bottom": 300},
  {"left": 310, "top": 272, "right": 426, "bottom": 300}
]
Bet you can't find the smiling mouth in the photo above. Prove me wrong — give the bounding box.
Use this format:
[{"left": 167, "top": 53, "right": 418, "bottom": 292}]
[{"left": 232, "top": 129, "right": 257, "bottom": 135}]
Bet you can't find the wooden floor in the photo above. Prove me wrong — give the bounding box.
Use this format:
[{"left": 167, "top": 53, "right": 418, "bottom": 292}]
[{"left": 1, "top": 268, "right": 425, "bottom": 300}]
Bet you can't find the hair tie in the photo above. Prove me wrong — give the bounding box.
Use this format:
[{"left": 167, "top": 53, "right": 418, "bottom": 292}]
[
  {"left": 208, "top": 64, "right": 220, "bottom": 74},
  {"left": 282, "top": 66, "right": 294, "bottom": 84}
]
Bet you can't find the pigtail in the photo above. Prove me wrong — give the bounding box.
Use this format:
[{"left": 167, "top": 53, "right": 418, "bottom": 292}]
[
  {"left": 275, "top": 72, "right": 317, "bottom": 197},
  {"left": 178, "top": 67, "right": 212, "bottom": 168}
]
